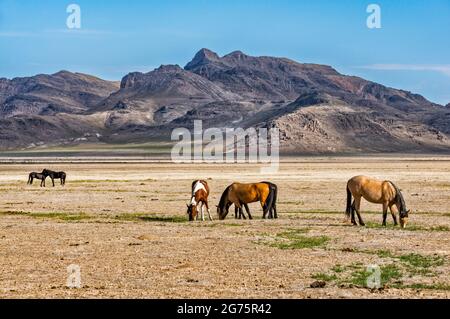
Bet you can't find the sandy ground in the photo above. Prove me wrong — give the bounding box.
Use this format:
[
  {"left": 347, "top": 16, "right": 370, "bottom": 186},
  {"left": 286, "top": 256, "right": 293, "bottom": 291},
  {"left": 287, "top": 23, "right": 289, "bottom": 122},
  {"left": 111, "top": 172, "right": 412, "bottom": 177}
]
[{"left": 0, "top": 157, "right": 449, "bottom": 298}]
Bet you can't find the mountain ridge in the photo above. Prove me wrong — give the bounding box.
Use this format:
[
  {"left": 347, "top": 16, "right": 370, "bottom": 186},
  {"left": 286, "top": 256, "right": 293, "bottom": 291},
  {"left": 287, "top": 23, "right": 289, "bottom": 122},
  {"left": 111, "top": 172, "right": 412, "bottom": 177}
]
[{"left": 0, "top": 48, "right": 448, "bottom": 153}]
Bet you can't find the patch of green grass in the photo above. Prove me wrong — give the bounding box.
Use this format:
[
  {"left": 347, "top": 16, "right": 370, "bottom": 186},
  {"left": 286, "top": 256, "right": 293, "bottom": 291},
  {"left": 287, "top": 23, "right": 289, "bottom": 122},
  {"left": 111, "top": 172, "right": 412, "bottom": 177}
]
[
  {"left": 430, "top": 225, "right": 450, "bottom": 231},
  {"left": 286, "top": 210, "right": 339, "bottom": 215},
  {"left": 0, "top": 210, "right": 90, "bottom": 221},
  {"left": 222, "top": 223, "right": 244, "bottom": 227},
  {"left": 399, "top": 253, "right": 445, "bottom": 271},
  {"left": 311, "top": 273, "right": 337, "bottom": 282},
  {"left": 331, "top": 264, "right": 344, "bottom": 273},
  {"left": 271, "top": 229, "right": 329, "bottom": 249},
  {"left": 114, "top": 213, "right": 187, "bottom": 223},
  {"left": 365, "top": 221, "right": 448, "bottom": 232},
  {"left": 272, "top": 236, "right": 329, "bottom": 250},
  {"left": 349, "top": 264, "right": 403, "bottom": 288},
  {"left": 397, "top": 283, "right": 450, "bottom": 291},
  {"left": 356, "top": 249, "right": 395, "bottom": 259}
]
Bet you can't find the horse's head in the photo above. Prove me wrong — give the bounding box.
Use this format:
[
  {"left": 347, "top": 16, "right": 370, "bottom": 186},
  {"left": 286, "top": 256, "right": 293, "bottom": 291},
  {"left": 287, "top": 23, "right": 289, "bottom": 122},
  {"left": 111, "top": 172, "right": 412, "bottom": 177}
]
[
  {"left": 216, "top": 203, "right": 229, "bottom": 220},
  {"left": 186, "top": 204, "right": 198, "bottom": 221},
  {"left": 41, "top": 169, "right": 49, "bottom": 176},
  {"left": 399, "top": 209, "right": 411, "bottom": 228}
]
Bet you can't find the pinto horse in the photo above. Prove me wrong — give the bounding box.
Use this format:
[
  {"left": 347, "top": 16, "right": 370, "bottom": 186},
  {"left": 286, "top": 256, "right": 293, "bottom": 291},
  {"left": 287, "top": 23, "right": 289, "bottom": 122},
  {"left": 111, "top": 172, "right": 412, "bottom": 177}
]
[
  {"left": 42, "top": 169, "right": 66, "bottom": 186},
  {"left": 346, "top": 175, "right": 410, "bottom": 228},
  {"left": 187, "top": 180, "right": 212, "bottom": 221},
  {"left": 217, "top": 182, "right": 276, "bottom": 220},
  {"left": 28, "top": 172, "right": 46, "bottom": 187}
]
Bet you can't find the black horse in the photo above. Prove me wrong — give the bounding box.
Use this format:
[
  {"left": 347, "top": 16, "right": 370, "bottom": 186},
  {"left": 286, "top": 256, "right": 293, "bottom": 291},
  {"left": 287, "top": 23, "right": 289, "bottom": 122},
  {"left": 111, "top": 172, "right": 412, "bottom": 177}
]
[
  {"left": 42, "top": 169, "right": 66, "bottom": 186},
  {"left": 28, "top": 172, "right": 47, "bottom": 187}
]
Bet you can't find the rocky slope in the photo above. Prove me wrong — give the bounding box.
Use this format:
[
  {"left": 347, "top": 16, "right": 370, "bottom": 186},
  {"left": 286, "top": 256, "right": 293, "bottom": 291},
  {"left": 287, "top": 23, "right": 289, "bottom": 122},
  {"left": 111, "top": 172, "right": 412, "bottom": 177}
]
[{"left": 0, "top": 49, "right": 448, "bottom": 153}]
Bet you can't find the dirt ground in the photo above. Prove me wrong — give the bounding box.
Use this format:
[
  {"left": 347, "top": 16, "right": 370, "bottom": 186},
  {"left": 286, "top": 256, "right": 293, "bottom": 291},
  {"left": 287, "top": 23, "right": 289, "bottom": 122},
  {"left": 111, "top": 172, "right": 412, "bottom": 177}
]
[{"left": 0, "top": 156, "right": 449, "bottom": 298}]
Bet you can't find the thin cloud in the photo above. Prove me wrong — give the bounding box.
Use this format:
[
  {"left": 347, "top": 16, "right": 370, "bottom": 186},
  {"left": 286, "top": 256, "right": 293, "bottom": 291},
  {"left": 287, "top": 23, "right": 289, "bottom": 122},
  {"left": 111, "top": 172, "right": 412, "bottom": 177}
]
[
  {"left": 359, "top": 64, "right": 450, "bottom": 77},
  {"left": 0, "top": 31, "right": 37, "bottom": 37},
  {"left": 0, "top": 29, "right": 121, "bottom": 38}
]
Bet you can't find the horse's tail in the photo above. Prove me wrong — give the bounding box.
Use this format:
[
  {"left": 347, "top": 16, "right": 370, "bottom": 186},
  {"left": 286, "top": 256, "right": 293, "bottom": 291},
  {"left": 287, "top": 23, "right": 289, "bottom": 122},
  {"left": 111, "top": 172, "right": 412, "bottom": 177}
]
[
  {"left": 262, "top": 182, "right": 277, "bottom": 216},
  {"left": 388, "top": 181, "right": 407, "bottom": 216},
  {"left": 345, "top": 184, "right": 352, "bottom": 218},
  {"left": 263, "top": 186, "right": 274, "bottom": 214},
  {"left": 27, "top": 174, "right": 31, "bottom": 184}
]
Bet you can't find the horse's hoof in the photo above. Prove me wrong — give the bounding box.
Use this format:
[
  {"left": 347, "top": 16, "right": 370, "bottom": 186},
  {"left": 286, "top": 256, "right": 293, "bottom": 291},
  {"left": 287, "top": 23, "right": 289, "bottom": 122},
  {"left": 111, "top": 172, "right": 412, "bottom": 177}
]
[{"left": 360, "top": 223, "right": 366, "bottom": 227}]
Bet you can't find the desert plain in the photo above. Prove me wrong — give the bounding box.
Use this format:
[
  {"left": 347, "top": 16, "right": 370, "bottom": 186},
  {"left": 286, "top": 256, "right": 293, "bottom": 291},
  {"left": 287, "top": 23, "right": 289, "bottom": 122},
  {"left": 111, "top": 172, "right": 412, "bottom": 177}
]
[{"left": 0, "top": 156, "right": 449, "bottom": 298}]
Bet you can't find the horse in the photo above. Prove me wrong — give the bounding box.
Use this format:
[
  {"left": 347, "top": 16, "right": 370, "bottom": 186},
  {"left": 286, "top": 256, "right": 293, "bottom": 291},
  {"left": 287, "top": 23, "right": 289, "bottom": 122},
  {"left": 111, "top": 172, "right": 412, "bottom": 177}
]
[
  {"left": 233, "top": 182, "right": 278, "bottom": 219},
  {"left": 346, "top": 175, "right": 410, "bottom": 228},
  {"left": 217, "top": 182, "right": 276, "bottom": 220},
  {"left": 186, "top": 180, "right": 212, "bottom": 221},
  {"left": 28, "top": 172, "right": 46, "bottom": 187},
  {"left": 42, "top": 169, "right": 66, "bottom": 186}
]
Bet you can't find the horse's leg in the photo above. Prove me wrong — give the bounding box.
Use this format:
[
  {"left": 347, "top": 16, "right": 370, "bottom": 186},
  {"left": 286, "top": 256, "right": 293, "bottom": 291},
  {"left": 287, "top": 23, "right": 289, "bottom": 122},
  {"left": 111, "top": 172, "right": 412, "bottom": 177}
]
[
  {"left": 234, "top": 206, "right": 239, "bottom": 219},
  {"left": 382, "top": 202, "right": 389, "bottom": 226},
  {"left": 273, "top": 203, "right": 278, "bottom": 219},
  {"left": 51, "top": 177, "right": 55, "bottom": 187},
  {"left": 205, "top": 201, "right": 213, "bottom": 221},
  {"left": 240, "top": 206, "right": 246, "bottom": 219},
  {"left": 244, "top": 203, "right": 252, "bottom": 220},
  {"left": 350, "top": 200, "right": 357, "bottom": 225},
  {"left": 389, "top": 203, "right": 398, "bottom": 226},
  {"left": 353, "top": 197, "right": 364, "bottom": 226},
  {"left": 200, "top": 202, "right": 205, "bottom": 221},
  {"left": 261, "top": 200, "right": 268, "bottom": 219}
]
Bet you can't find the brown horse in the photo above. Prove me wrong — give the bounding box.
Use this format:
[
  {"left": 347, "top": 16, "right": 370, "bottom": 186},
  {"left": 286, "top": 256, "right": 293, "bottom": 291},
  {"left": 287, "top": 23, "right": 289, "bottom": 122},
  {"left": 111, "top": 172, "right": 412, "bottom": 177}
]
[
  {"left": 233, "top": 182, "right": 278, "bottom": 219},
  {"left": 217, "top": 182, "right": 276, "bottom": 220},
  {"left": 187, "top": 180, "right": 212, "bottom": 221},
  {"left": 346, "top": 175, "right": 410, "bottom": 228}
]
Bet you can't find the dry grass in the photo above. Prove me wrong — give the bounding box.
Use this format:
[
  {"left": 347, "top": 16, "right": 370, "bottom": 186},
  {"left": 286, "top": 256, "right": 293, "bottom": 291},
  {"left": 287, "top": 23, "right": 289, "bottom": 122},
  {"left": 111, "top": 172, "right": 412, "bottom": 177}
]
[{"left": 0, "top": 156, "right": 449, "bottom": 298}]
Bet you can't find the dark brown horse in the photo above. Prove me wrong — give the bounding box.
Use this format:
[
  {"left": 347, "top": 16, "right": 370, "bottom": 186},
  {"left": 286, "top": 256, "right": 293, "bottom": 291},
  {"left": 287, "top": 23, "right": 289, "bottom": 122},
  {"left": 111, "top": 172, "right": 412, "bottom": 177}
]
[
  {"left": 42, "top": 169, "right": 66, "bottom": 186},
  {"left": 187, "top": 180, "right": 212, "bottom": 221},
  {"left": 28, "top": 172, "right": 46, "bottom": 187},
  {"left": 217, "top": 182, "right": 276, "bottom": 220},
  {"left": 346, "top": 175, "right": 410, "bottom": 228}
]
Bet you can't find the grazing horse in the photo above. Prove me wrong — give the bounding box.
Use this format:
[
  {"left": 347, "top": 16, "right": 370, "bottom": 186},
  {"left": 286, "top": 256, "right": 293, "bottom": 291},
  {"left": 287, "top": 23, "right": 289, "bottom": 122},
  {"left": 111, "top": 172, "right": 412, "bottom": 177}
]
[
  {"left": 28, "top": 172, "right": 46, "bottom": 187},
  {"left": 217, "top": 182, "right": 276, "bottom": 220},
  {"left": 234, "top": 182, "right": 278, "bottom": 219},
  {"left": 186, "top": 180, "right": 212, "bottom": 221},
  {"left": 42, "top": 169, "right": 66, "bottom": 186},
  {"left": 346, "top": 175, "right": 410, "bottom": 228}
]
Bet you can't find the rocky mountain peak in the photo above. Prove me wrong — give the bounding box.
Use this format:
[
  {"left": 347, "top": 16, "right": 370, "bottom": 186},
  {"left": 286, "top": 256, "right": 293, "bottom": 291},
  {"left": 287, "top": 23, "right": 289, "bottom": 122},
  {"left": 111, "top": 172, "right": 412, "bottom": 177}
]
[{"left": 185, "top": 48, "right": 220, "bottom": 70}]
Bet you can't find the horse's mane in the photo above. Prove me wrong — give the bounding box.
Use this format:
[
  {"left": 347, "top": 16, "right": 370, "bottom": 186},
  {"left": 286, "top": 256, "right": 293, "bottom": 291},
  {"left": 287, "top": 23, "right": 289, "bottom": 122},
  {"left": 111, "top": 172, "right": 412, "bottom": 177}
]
[
  {"left": 388, "top": 181, "right": 407, "bottom": 216},
  {"left": 218, "top": 185, "right": 231, "bottom": 209}
]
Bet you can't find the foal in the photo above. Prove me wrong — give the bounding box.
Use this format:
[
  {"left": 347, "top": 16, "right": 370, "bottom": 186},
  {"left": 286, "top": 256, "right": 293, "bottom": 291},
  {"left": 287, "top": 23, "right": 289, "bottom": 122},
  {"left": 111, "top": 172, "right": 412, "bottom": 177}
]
[
  {"left": 28, "top": 172, "right": 46, "bottom": 187},
  {"left": 187, "top": 180, "right": 212, "bottom": 221}
]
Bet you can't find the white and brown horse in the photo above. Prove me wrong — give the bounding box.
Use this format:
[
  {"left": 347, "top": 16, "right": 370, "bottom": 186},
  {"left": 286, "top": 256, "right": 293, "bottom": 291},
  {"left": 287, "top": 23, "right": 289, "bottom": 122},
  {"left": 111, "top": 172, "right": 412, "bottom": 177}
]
[
  {"left": 346, "top": 175, "right": 410, "bottom": 228},
  {"left": 187, "top": 180, "right": 212, "bottom": 221}
]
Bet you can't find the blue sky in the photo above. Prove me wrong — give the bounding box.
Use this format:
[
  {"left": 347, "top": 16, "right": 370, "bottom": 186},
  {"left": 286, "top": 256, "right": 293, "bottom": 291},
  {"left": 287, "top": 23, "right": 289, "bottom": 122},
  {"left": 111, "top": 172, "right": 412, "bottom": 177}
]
[{"left": 0, "top": 0, "right": 449, "bottom": 104}]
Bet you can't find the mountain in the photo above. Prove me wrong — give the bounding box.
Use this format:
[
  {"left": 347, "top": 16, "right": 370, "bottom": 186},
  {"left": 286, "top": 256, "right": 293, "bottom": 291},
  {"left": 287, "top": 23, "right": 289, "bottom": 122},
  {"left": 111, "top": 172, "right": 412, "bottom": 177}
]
[
  {"left": 0, "top": 71, "right": 119, "bottom": 117},
  {"left": 0, "top": 49, "right": 449, "bottom": 153}
]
